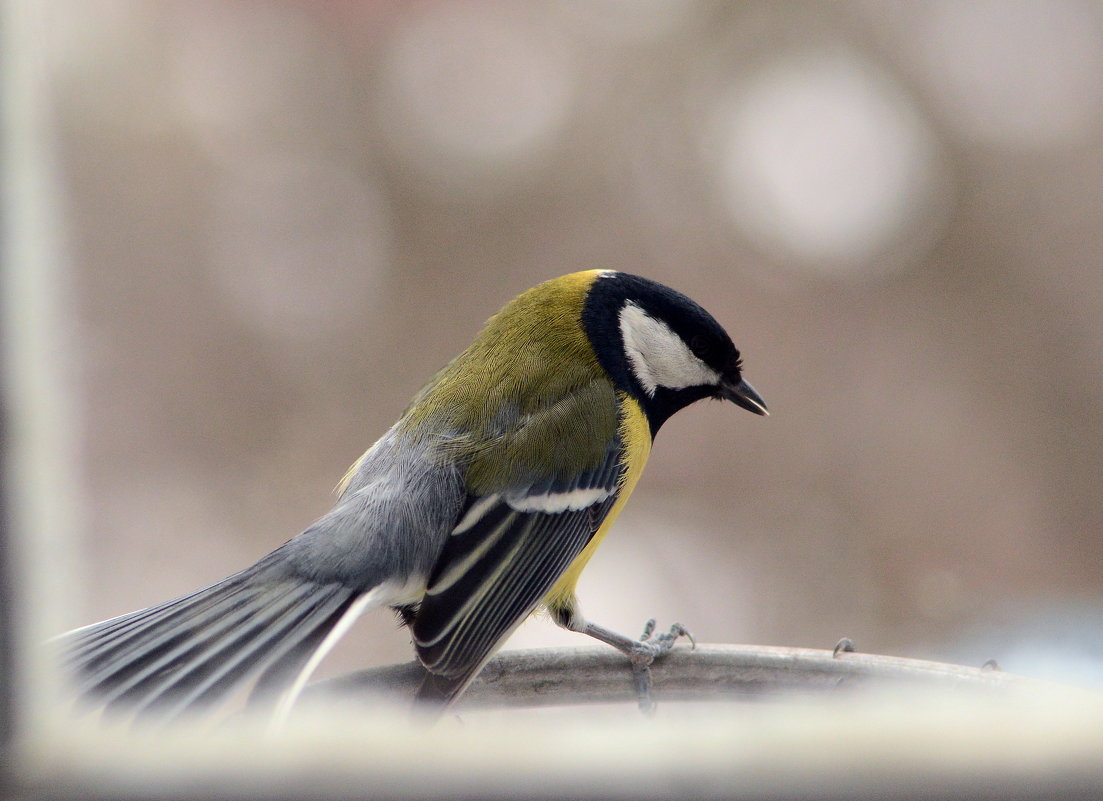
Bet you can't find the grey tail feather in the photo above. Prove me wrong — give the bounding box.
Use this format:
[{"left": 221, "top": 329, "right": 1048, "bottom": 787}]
[{"left": 59, "top": 557, "right": 368, "bottom": 723}]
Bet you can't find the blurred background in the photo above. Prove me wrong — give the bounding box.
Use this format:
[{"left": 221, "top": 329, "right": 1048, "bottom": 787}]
[{"left": 42, "top": 0, "right": 1103, "bottom": 687}]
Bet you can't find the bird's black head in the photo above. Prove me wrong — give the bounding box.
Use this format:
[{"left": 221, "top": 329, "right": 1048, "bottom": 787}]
[{"left": 581, "top": 271, "right": 767, "bottom": 436}]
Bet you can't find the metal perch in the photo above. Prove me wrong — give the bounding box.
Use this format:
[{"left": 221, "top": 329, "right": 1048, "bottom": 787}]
[{"left": 308, "top": 643, "right": 1046, "bottom": 711}]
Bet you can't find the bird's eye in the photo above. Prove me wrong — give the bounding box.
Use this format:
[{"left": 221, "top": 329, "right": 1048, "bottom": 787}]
[{"left": 689, "top": 334, "right": 711, "bottom": 358}]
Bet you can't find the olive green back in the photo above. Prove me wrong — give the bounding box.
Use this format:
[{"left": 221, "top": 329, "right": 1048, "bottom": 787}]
[{"left": 399, "top": 271, "right": 619, "bottom": 495}]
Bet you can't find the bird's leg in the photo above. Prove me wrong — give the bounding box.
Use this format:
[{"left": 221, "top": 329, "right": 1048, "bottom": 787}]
[{"left": 554, "top": 601, "right": 693, "bottom": 714}]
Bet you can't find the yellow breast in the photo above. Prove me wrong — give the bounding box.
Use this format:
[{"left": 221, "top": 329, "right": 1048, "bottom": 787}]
[{"left": 543, "top": 392, "right": 652, "bottom": 606}]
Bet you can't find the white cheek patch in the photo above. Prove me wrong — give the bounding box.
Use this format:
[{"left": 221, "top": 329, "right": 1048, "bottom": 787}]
[{"left": 618, "top": 302, "right": 720, "bottom": 396}]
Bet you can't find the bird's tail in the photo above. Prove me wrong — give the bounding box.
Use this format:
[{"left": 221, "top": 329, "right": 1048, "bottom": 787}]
[{"left": 59, "top": 555, "right": 374, "bottom": 723}]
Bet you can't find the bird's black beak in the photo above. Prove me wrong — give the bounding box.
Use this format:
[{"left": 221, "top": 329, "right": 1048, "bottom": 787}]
[{"left": 720, "top": 377, "right": 769, "bottom": 416}]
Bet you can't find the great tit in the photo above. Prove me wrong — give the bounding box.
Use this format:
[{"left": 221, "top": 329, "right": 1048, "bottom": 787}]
[{"left": 62, "top": 270, "right": 767, "bottom": 721}]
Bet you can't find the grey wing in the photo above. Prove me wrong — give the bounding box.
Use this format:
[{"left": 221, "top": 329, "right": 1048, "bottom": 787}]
[{"left": 411, "top": 438, "right": 625, "bottom": 705}]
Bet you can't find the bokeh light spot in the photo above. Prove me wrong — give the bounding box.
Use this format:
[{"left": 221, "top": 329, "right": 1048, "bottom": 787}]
[{"left": 707, "top": 49, "right": 945, "bottom": 277}]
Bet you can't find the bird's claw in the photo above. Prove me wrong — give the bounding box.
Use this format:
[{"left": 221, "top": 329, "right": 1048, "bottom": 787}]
[
  {"left": 833, "top": 637, "right": 855, "bottom": 657},
  {"left": 579, "top": 618, "right": 693, "bottom": 716},
  {"left": 639, "top": 619, "right": 695, "bottom": 652},
  {"left": 626, "top": 620, "right": 694, "bottom": 716}
]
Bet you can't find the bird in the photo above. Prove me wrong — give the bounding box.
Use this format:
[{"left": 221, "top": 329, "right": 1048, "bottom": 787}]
[{"left": 60, "top": 269, "right": 767, "bottom": 723}]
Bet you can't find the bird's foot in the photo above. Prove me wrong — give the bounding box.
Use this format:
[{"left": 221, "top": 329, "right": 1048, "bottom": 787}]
[{"left": 582, "top": 618, "right": 694, "bottom": 715}]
